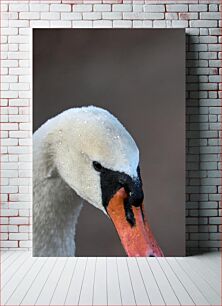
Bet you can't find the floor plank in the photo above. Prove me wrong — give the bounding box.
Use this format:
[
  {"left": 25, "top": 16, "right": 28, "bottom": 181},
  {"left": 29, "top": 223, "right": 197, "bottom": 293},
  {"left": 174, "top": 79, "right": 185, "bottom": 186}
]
[
  {"left": 93, "top": 257, "right": 107, "bottom": 305},
  {"left": 176, "top": 257, "right": 221, "bottom": 305},
  {"left": 1, "top": 256, "right": 37, "bottom": 305},
  {"left": 117, "top": 257, "right": 136, "bottom": 306},
  {"left": 147, "top": 258, "right": 179, "bottom": 305},
  {"left": 0, "top": 251, "right": 14, "bottom": 263},
  {"left": 107, "top": 257, "right": 122, "bottom": 306},
  {"left": 35, "top": 257, "right": 67, "bottom": 305},
  {"left": 127, "top": 257, "right": 150, "bottom": 305},
  {"left": 157, "top": 258, "right": 195, "bottom": 305},
  {"left": 196, "top": 252, "right": 220, "bottom": 274},
  {"left": 78, "top": 257, "right": 96, "bottom": 305},
  {"left": 21, "top": 258, "right": 57, "bottom": 305},
  {"left": 1, "top": 252, "right": 30, "bottom": 289},
  {"left": 5, "top": 257, "right": 47, "bottom": 305},
  {"left": 167, "top": 257, "right": 210, "bottom": 305},
  {"left": 186, "top": 256, "right": 220, "bottom": 294},
  {"left": 0, "top": 251, "right": 17, "bottom": 264},
  {"left": 1, "top": 252, "right": 23, "bottom": 274},
  {"left": 137, "top": 258, "right": 165, "bottom": 305},
  {"left": 65, "top": 257, "right": 87, "bottom": 306},
  {"left": 50, "top": 257, "right": 77, "bottom": 305}
]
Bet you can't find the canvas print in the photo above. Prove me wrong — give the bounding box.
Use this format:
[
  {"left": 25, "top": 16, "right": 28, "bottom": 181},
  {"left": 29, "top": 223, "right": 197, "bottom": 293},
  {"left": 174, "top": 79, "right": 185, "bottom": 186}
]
[{"left": 33, "top": 29, "right": 185, "bottom": 257}]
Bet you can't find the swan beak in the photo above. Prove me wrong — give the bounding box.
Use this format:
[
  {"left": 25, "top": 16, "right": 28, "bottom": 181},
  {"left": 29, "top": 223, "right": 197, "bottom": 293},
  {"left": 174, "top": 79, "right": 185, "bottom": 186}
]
[{"left": 107, "top": 187, "right": 164, "bottom": 257}]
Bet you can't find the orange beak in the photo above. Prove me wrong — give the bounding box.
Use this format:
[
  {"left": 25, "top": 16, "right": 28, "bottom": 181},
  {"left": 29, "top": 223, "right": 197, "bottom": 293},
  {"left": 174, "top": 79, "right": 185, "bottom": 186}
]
[{"left": 107, "top": 187, "right": 164, "bottom": 257}]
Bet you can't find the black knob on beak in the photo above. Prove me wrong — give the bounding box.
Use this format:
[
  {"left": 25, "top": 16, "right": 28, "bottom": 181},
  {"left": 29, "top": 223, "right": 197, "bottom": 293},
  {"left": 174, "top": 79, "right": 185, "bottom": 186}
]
[{"left": 122, "top": 178, "right": 144, "bottom": 208}]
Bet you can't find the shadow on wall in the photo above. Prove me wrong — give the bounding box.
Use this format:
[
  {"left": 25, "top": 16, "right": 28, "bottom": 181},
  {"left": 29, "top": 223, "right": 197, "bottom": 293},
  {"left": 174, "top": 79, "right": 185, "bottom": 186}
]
[{"left": 185, "top": 34, "right": 209, "bottom": 256}]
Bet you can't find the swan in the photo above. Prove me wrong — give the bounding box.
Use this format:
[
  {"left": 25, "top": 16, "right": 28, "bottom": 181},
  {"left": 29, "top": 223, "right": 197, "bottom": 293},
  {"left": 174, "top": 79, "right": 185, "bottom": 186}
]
[{"left": 33, "top": 106, "right": 163, "bottom": 257}]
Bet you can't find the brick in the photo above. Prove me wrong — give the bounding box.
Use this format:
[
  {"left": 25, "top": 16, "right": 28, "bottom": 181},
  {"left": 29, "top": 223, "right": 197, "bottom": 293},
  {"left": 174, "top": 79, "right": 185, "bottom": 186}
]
[
  {"left": 20, "top": 12, "right": 40, "bottom": 19},
  {"left": 9, "top": 233, "right": 28, "bottom": 240},
  {"left": 2, "top": 123, "right": 18, "bottom": 131},
  {"left": 10, "top": 83, "right": 30, "bottom": 91},
  {"left": 50, "top": 21, "right": 72, "bottom": 28},
  {"left": 172, "top": 20, "right": 188, "bottom": 28},
  {"left": 9, "top": 115, "right": 29, "bottom": 123},
  {"left": 9, "top": 44, "right": 18, "bottom": 52},
  {"left": 166, "top": 5, "right": 188, "bottom": 12},
  {"left": 209, "top": 75, "right": 221, "bottom": 82},
  {"left": 209, "top": 60, "right": 221, "bottom": 68},
  {"left": 9, "top": 99, "right": 29, "bottom": 107},
  {"left": 0, "top": 225, "right": 14, "bottom": 233},
  {"left": 1, "top": 170, "right": 18, "bottom": 178},
  {"left": 0, "top": 217, "right": 8, "bottom": 225},
  {"left": 50, "top": 4, "right": 71, "bottom": 12},
  {"left": 2, "top": 75, "right": 18, "bottom": 83},
  {"left": 73, "top": 4, "right": 92, "bottom": 12},
  {"left": 9, "top": 68, "right": 30, "bottom": 75},
  {"left": 199, "top": 241, "right": 221, "bottom": 248},
  {"left": 19, "top": 226, "right": 31, "bottom": 233},
  {"left": 123, "top": 12, "right": 164, "bottom": 19},
  {"left": 19, "top": 44, "right": 30, "bottom": 52},
  {"left": 1, "top": 28, "right": 18, "bottom": 36},
  {"left": 0, "top": 241, "right": 18, "bottom": 247},
  {"left": 1, "top": 91, "right": 18, "bottom": 99},
  {"left": 2, "top": 11, "right": 18, "bottom": 20},
  {"left": 9, "top": 20, "right": 29, "bottom": 28},
  {"left": 191, "top": 233, "right": 209, "bottom": 240},
  {"left": 9, "top": 155, "right": 19, "bottom": 162},
  {"left": 61, "top": 13, "right": 82, "bottom": 20},
  {"left": 1, "top": 209, "right": 18, "bottom": 216},
  {"left": 10, "top": 178, "right": 30, "bottom": 186},
  {"left": 72, "top": 21, "right": 93, "bottom": 28},
  {"left": 9, "top": 4, "right": 28, "bottom": 11},
  {"left": 93, "top": 4, "right": 111, "bottom": 12},
  {"left": 199, "top": 36, "right": 217, "bottom": 44},
  {"left": 1, "top": 138, "right": 18, "bottom": 146},
  {"left": 199, "top": 225, "right": 217, "bottom": 233},
  {"left": 1, "top": 60, "right": 18, "bottom": 68},
  {"left": 153, "top": 20, "right": 172, "bottom": 28},
  {"left": 41, "top": 12, "right": 60, "bottom": 20},
  {"left": 199, "top": 52, "right": 217, "bottom": 59},
  {"left": 165, "top": 13, "right": 178, "bottom": 20},
  {"left": 30, "top": 4, "right": 49, "bottom": 12},
  {"left": 19, "top": 241, "right": 31, "bottom": 248},
  {"left": 30, "top": 20, "right": 50, "bottom": 28},
  {"left": 113, "top": 4, "right": 132, "bottom": 11},
  {"left": 83, "top": 12, "right": 101, "bottom": 20},
  {"left": 199, "top": 209, "right": 218, "bottom": 217},
  {"left": 8, "top": 146, "right": 31, "bottom": 154},
  {"left": 1, "top": 4, "right": 8, "bottom": 12},
  {"left": 210, "top": 233, "right": 221, "bottom": 240},
  {"left": 200, "top": 12, "right": 221, "bottom": 20},
  {"left": 179, "top": 13, "right": 198, "bottom": 20},
  {"left": 209, "top": 4, "right": 219, "bottom": 12},
  {"left": 9, "top": 217, "right": 29, "bottom": 225},
  {"left": 209, "top": 28, "right": 221, "bottom": 35},
  {"left": 200, "top": 202, "right": 218, "bottom": 209},
  {"left": 190, "top": 20, "right": 217, "bottom": 28},
  {"left": 189, "top": 4, "right": 207, "bottom": 12},
  {"left": 143, "top": 5, "right": 165, "bottom": 12},
  {"left": 113, "top": 20, "right": 132, "bottom": 28},
  {"left": 19, "top": 210, "right": 29, "bottom": 217},
  {"left": 93, "top": 20, "right": 112, "bottom": 28}
]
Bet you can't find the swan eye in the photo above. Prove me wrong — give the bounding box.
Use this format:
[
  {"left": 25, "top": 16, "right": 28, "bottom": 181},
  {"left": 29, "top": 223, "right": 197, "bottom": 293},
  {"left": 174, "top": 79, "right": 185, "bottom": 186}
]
[{"left": 93, "top": 161, "right": 102, "bottom": 172}]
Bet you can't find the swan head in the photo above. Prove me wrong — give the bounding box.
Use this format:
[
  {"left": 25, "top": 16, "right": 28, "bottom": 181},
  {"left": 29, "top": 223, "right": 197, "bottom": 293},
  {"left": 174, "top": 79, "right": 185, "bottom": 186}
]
[{"left": 45, "top": 106, "right": 163, "bottom": 257}]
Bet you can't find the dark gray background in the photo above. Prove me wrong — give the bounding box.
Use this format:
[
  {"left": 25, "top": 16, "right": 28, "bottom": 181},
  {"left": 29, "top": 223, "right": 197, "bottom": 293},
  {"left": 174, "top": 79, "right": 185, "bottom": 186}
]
[{"left": 33, "top": 29, "right": 185, "bottom": 256}]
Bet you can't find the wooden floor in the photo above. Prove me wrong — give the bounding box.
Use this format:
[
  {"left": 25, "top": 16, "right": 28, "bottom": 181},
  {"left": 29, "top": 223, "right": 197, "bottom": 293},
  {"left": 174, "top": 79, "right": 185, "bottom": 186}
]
[{"left": 0, "top": 251, "right": 220, "bottom": 306}]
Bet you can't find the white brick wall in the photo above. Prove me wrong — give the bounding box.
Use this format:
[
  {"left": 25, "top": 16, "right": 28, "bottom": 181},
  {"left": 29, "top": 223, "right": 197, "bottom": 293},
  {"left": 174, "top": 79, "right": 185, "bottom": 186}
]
[{"left": 0, "top": 0, "right": 221, "bottom": 255}]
